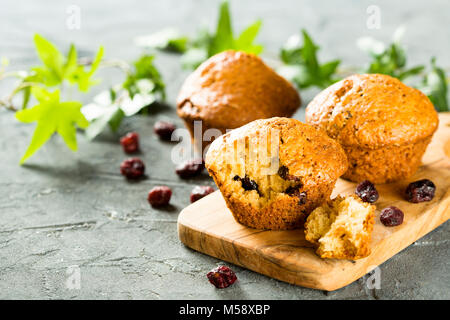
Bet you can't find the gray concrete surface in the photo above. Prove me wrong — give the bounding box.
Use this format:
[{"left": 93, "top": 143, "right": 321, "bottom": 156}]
[{"left": 0, "top": 0, "right": 449, "bottom": 299}]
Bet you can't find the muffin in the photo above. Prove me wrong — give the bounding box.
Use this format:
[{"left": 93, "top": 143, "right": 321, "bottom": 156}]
[
  {"left": 205, "top": 117, "right": 348, "bottom": 230},
  {"left": 304, "top": 195, "right": 375, "bottom": 260},
  {"left": 305, "top": 74, "right": 439, "bottom": 184},
  {"left": 177, "top": 50, "right": 301, "bottom": 152}
]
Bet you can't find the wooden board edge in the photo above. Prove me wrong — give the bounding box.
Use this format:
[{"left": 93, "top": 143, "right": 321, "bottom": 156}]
[{"left": 177, "top": 217, "right": 326, "bottom": 290}]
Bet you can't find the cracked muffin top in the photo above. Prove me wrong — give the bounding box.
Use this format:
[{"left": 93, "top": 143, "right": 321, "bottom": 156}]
[
  {"left": 305, "top": 74, "right": 439, "bottom": 149},
  {"left": 205, "top": 117, "right": 348, "bottom": 201},
  {"left": 177, "top": 50, "right": 301, "bottom": 130}
]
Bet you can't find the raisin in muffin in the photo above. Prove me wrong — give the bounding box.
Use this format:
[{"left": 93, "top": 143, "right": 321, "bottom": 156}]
[
  {"left": 205, "top": 117, "right": 348, "bottom": 230},
  {"left": 304, "top": 195, "right": 375, "bottom": 260},
  {"left": 305, "top": 74, "right": 439, "bottom": 184},
  {"left": 177, "top": 50, "right": 301, "bottom": 152}
]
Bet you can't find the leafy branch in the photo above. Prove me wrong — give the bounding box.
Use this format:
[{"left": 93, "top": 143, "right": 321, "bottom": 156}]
[
  {"left": 15, "top": 87, "right": 88, "bottom": 164},
  {"left": 357, "top": 31, "right": 425, "bottom": 80},
  {"left": 277, "top": 27, "right": 449, "bottom": 112},
  {"left": 0, "top": 34, "right": 166, "bottom": 163},
  {"left": 0, "top": 34, "right": 104, "bottom": 164},
  {"left": 420, "top": 57, "right": 449, "bottom": 112},
  {"left": 277, "top": 29, "right": 341, "bottom": 89},
  {"left": 135, "top": 0, "right": 263, "bottom": 69},
  {"left": 83, "top": 54, "right": 166, "bottom": 140},
  {"left": 356, "top": 28, "right": 449, "bottom": 111}
]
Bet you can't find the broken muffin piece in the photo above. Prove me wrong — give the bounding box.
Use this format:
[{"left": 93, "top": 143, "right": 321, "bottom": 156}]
[{"left": 304, "top": 195, "right": 375, "bottom": 260}]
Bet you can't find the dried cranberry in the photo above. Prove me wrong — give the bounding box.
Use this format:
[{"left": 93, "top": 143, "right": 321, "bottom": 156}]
[
  {"left": 278, "top": 165, "right": 301, "bottom": 182},
  {"left": 285, "top": 186, "right": 307, "bottom": 205},
  {"left": 405, "top": 179, "right": 436, "bottom": 203},
  {"left": 120, "top": 158, "right": 145, "bottom": 179},
  {"left": 154, "top": 121, "right": 176, "bottom": 141},
  {"left": 206, "top": 266, "right": 237, "bottom": 289},
  {"left": 241, "top": 176, "right": 259, "bottom": 191},
  {"left": 190, "top": 186, "right": 215, "bottom": 203},
  {"left": 148, "top": 186, "right": 172, "bottom": 207},
  {"left": 120, "top": 132, "right": 139, "bottom": 153},
  {"left": 355, "top": 180, "right": 379, "bottom": 203},
  {"left": 285, "top": 186, "right": 297, "bottom": 195},
  {"left": 278, "top": 166, "right": 289, "bottom": 179},
  {"left": 234, "top": 175, "right": 259, "bottom": 193},
  {"left": 175, "top": 159, "right": 204, "bottom": 179},
  {"left": 380, "top": 206, "right": 404, "bottom": 227}
]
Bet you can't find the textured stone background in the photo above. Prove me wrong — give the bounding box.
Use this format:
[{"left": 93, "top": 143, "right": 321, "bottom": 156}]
[{"left": 0, "top": 0, "right": 449, "bottom": 299}]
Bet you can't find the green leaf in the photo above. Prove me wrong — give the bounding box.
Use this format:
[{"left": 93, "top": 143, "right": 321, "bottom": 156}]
[
  {"left": 320, "top": 60, "right": 340, "bottom": 78},
  {"left": 209, "top": 1, "right": 234, "bottom": 56},
  {"left": 421, "top": 58, "right": 449, "bottom": 112},
  {"left": 391, "top": 43, "right": 406, "bottom": 69},
  {"left": 15, "top": 88, "right": 88, "bottom": 164},
  {"left": 33, "top": 34, "right": 65, "bottom": 82},
  {"left": 235, "top": 20, "right": 263, "bottom": 54},
  {"left": 85, "top": 105, "right": 120, "bottom": 140},
  {"left": 64, "top": 44, "right": 78, "bottom": 76},
  {"left": 397, "top": 65, "right": 425, "bottom": 81},
  {"left": 292, "top": 65, "right": 316, "bottom": 88},
  {"left": 21, "top": 86, "right": 32, "bottom": 109},
  {"left": 359, "top": 33, "right": 424, "bottom": 81},
  {"left": 108, "top": 108, "right": 125, "bottom": 132},
  {"left": 66, "top": 46, "right": 104, "bottom": 92},
  {"left": 133, "top": 1, "right": 263, "bottom": 69},
  {"left": 167, "top": 38, "right": 188, "bottom": 53},
  {"left": 31, "top": 86, "right": 52, "bottom": 102},
  {"left": 83, "top": 84, "right": 158, "bottom": 140},
  {"left": 123, "top": 54, "right": 165, "bottom": 99},
  {"left": 89, "top": 46, "right": 104, "bottom": 76},
  {"left": 30, "top": 66, "right": 62, "bottom": 87},
  {"left": 172, "top": 1, "right": 263, "bottom": 69},
  {"left": 121, "top": 91, "right": 156, "bottom": 116},
  {"left": 278, "top": 29, "right": 340, "bottom": 89},
  {"left": 83, "top": 51, "right": 165, "bottom": 140},
  {"left": 300, "top": 30, "right": 320, "bottom": 76},
  {"left": 280, "top": 47, "right": 302, "bottom": 65},
  {"left": 22, "top": 35, "right": 104, "bottom": 99}
]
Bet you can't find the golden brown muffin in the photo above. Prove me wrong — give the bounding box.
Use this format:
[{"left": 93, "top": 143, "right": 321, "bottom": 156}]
[
  {"left": 304, "top": 195, "right": 375, "bottom": 260},
  {"left": 205, "top": 117, "right": 348, "bottom": 230},
  {"left": 305, "top": 74, "right": 439, "bottom": 184},
  {"left": 177, "top": 50, "right": 301, "bottom": 152}
]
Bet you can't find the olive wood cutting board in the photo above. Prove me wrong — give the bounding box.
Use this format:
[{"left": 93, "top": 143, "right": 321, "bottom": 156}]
[{"left": 177, "top": 113, "right": 450, "bottom": 291}]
